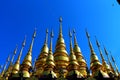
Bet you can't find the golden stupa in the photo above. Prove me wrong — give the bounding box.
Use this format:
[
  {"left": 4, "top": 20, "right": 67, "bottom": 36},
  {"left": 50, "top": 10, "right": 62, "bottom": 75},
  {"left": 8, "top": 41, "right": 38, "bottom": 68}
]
[
  {"left": 53, "top": 17, "right": 69, "bottom": 77},
  {"left": 11, "top": 37, "right": 26, "bottom": 77},
  {"left": 0, "top": 17, "right": 119, "bottom": 80},
  {"left": 35, "top": 29, "right": 49, "bottom": 77},
  {"left": 66, "top": 30, "right": 83, "bottom": 78}
]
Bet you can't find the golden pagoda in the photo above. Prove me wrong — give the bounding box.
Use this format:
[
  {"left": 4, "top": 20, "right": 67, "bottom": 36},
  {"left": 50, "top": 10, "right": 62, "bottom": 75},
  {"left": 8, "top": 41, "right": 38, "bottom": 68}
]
[
  {"left": 53, "top": 17, "right": 69, "bottom": 77},
  {"left": 110, "top": 53, "right": 119, "bottom": 75},
  {"left": 66, "top": 30, "right": 82, "bottom": 78},
  {"left": 5, "top": 45, "right": 18, "bottom": 79},
  {"left": 73, "top": 30, "right": 87, "bottom": 77},
  {"left": 104, "top": 47, "right": 116, "bottom": 75},
  {"left": 86, "top": 30, "right": 109, "bottom": 78},
  {"left": 11, "top": 37, "right": 26, "bottom": 77},
  {"left": 0, "top": 17, "right": 120, "bottom": 80},
  {"left": 20, "top": 29, "right": 36, "bottom": 77},
  {"left": 95, "top": 38, "right": 112, "bottom": 77},
  {"left": 35, "top": 29, "right": 49, "bottom": 77},
  {"left": 42, "top": 30, "right": 57, "bottom": 78},
  {"left": 0, "top": 54, "right": 10, "bottom": 78}
]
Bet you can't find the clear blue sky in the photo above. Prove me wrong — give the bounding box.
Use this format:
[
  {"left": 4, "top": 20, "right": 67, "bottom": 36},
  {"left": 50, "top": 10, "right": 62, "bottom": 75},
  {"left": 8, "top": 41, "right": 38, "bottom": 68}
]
[{"left": 0, "top": 0, "right": 120, "bottom": 72}]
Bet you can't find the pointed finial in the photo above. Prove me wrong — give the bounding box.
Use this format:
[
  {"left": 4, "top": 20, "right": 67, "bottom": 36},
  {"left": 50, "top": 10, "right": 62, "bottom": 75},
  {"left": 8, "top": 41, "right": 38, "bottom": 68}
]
[
  {"left": 69, "top": 29, "right": 72, "bottom": 37},
  {"left": 28, "top": 29, "right": 36, "bottom": 52},
  {"left": 22, "top": 36, "right": 26, "bottom": 47},
  {"left": 18, "top": 36, "right": 26, "bottom": 60},
  {"left": 33, "top": 28, "right": 36, "bottom": 38},
  {"left": 7, "top": 54, "right": 10, "bottom": 62},
  {"left": 95, "top": 37, "right": 105, "bottom": 61},
  {"left": 69, "top": 29, "right": 73, "bottom": 52},
  {"left": 59, "top": 16, "right": 62, "bottom": 22},
  {"left": 49, "top": 30, "right": 54, "bottom": 51},
  {"left": 59, "top": 17, "right": 63, "bottom": 37},
  {"left": 95, "top": 36, "right": 100, "bottom": 47},
  {"left": 104, "top": 46, "right": 108, "bottom": 55},
  {"left": 10, "top": 45, "right": 18, "bottom": 65},
  {"left": 44, "top": 29, "right": 48, "bottom": 44},
  {"left": 110, "top": 52, "right": 115, "bottom": 63},
  {"left": 51, "top": 29, "right": 54, "bottom": 38},
  {"left": 85, "top": 29, "right": 90, "bottom": 39},
  {"left": 73, "top": 29, "right": 78, "bottom": 45},
  {"left": 85, "top": 29, "right": 94, "bottom": 53},
  {"left": 13, "top": 45, "right": 18, "bottom": 55}
]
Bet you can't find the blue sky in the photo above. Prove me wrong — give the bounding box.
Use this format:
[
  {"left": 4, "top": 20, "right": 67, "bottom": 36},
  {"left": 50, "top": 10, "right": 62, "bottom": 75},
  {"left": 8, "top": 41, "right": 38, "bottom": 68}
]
[{"left": 0, "top": 0, "right": 120, "bottom": 72}]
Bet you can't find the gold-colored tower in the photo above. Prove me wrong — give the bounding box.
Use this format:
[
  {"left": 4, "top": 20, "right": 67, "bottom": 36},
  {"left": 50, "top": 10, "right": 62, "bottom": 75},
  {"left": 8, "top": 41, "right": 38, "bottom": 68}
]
[
  {"left": 42, "top": 30, "right": 57, "bottom": 78},
  {"left": 53, "top": 17, "right": 69, "bottom": 77},
  {"left": 95, "top": 38, "right": 111, "bottom": 76},
  {"left": 20, "top": 30, "right": 36, "bottom": 77},
  {"left": 86, "top": 30, "right": 109, "bottom": 78},
  {"left": 35, "top": 29, "right": 49, "bottom": 77},
  {"left": 104, "top": 47, "right": 116, "bottom": 75},
  {"left": 67, "top": 30, "right": 82, "bottom": 78},
  {"left": 110, "top": 54, "right": 119, "bottom": 75},
  {"left": 73, "top": 30, "right": 87, "bottom": 77},
  {"left": 5, "top": 45, "right": 18, "bottom": 79},
  {"left": 0, "top": 54, "right": 10, "bottom": 78},
  {"left": 11, "top": 37, "right": 26, "bottom": 77}
]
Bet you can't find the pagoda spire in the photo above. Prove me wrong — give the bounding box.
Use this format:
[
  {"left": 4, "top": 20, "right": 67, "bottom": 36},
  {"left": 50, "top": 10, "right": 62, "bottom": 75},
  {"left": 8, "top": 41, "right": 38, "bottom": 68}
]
[
  {"left": 11, "top": 37, "right": 26, "bottom": 76},
  {"left": 5, "top": 45, "right": 18, "bottom": 78},
  {"left": 73, "top": 29, "right": 87, "bottom": 77},
  {"left": 21, "top": 29, "right": 36, "bottom": 77},
  {"left": 59, "top": 16, "right": 63, "bottom": 38},
  {"left": 10, "top": 45, "right": 18, "bottom": 66},
  {"left": 110, "top": 52, "right": 119, "bottom": 74},
  {"left": 0, "top": 54, "right": 10, "bottom": 77},
  {"left": 35, "top": 29, "right": 49, "bottom": 77},
  {"left": 86, "top": 30, "right": 103, "bottom": 77},
  {"left": 42, "top": 30, "right": 57, "bottom": 78},
  {"left": 73, "top": 29, "right": 78, "bottom": 45},
  {"left": 67, "top": 29, "right": 82, "bottom": 78},
  {"left": 44, "top": 29, "right": 48, "bottom": 45},
  {"left": 53, "top": 17, "right": 69, "bottom": 77},
  {"left": 95, "top": 37, "right": 111, "bottom": 75},
  {"left": 104, "top": 47, "right": 115, "bottom": 74}
]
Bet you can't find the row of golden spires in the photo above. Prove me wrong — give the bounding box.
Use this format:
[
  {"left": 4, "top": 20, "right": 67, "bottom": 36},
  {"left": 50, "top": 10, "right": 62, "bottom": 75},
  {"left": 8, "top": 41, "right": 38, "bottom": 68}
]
[{"left": 0, "top": 17, "right": 119, "bottom": 79}]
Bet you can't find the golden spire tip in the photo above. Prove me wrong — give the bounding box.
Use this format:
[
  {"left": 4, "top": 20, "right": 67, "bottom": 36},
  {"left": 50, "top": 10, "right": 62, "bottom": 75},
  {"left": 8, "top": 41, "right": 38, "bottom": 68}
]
[
  {"left": 85, "top": 29, "right": 90, "bottom": 39},
  {"left": 69, "top": 29, "right": 72, "bottom": 37},
  {"left": 51, "top": 29, "right": 54, "bottom": 38},
  {"left": 44, "top": 28, "right": 49, "bottom": 44},
  {"left": 33, "top": 28, "right": 36, "bottom": 38},
  {"left": 104, "top": 46, "right": 108, "bottom": 55},
  {"left": 14, "top": 44, "right": 18, "bottom": 55},
  {"left": 59, "top": 16, "right": 62, "bottom": 22},
  {"left": 22, "top": 36, "right": 26, "bottom": 47},
  {"left": 95, "top": 36, "right": 100, "bottom": 47}
]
